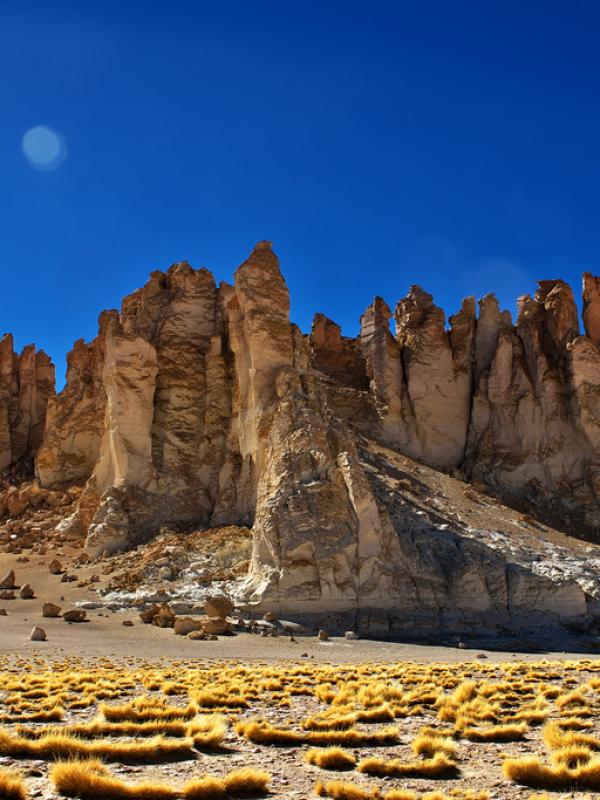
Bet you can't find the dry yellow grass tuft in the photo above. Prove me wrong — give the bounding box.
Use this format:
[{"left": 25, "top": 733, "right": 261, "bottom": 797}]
[
  {"left": 0, "top": 768, "right": 28, "bottom": 800},
  {"left": 357, "top": 752, "right": 459, "bottom": 778},
  {"left": 235, "top": 719, "right": 399, "bottom": 746},
  {"left": 50, "top": 759, "right": 270, "bottom": 799},
  {"left": 459, "top": 722, "right": 528, "bottom": 742},
  {"left": 0, "top": 730, "right": 196, "bottom": 763},
  {"left": 503, "top": 753, "right": 600, "bottom": 789},
  {"left": 305, "top": 747, "right": 357, "bottom": 770},
  {"left": 411, "top": 731, "right": 458, "bottom": 758}
]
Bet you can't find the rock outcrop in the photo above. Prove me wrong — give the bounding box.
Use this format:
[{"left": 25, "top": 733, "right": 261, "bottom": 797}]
[
  {"left": 0, "top": 335, "right": 54, "bottom": 473},
  {"left": 2, "top": 243, "right": 600, "bottom": 639}
]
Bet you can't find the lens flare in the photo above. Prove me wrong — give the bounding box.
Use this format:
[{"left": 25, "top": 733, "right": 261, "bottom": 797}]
[{"left": 22, "top": 125, "right": 67, "bottom": 170}]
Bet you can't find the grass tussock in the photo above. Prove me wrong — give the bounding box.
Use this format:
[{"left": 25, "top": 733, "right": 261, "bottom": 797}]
[
  {"left": 503, "top": 752, "right": 600, "bottom": 789},
  {"left": 411, "top": 732, "right": 458, "bottom": 759},
  {"left": 459, "top": 722, "right": 528, "bottom": 742},
  {"left": 235, "top": 719, "right": 399, "bottom": 746},
  {"left": 100, "top": 698, "right": 197, "bottom": 722},
  {"left": 0, "top": 730, "right": 196, "bottom": 763},
  {"left": 0, "top": 768, "right": 28, "bottom": 800},
  {"left": 305, "top": 747, "right": 357, "bottom": 770},
  {"left": 357, "top": 752, "right": 459, "bottom": 778},
  {"left": 50, "top": 759, "right": 270, "bottom": 800}
]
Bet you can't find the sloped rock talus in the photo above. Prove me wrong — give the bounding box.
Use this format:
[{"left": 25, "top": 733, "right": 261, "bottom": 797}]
[{"left": 2, "top": 243, "right": 600, "bottom": 638}]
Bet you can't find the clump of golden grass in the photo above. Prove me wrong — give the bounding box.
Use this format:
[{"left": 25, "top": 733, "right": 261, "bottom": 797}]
[
  {"left": 315, "top": 780, "right": 379, "bottom": 800},
  {"left": 17, "top": 715, "right": 226, "bottom": 748},
  {"left": 0, "top": 730, "right": 196, "bottom": 763},
  {"left": 305, "top": 747, "right": 357, "bottom": 770},
  {"left": 100, "top": 698, "right": 197, "bottom": 722},
  {"left": 411, "top": 731, "right": 458, "bottom": 759},
  {"left": 357, "top": 752, "right": 459, "bottom": 778},
  {"left": 0, "top": 768, "right": 28, "bottom": 800},
  {"left": 459, "top": 722, "right": 528, "bottom": 742},
  {"left": 542, "top": 721, "right": 600, "bottom": 752},
  {"left": 235, "top": 719, "right": 398, "bottom": 746},
  {"left": 503, "top": 752, "right": 600, "bottom": 789},
  {"left": 50, "top": 759, "right": 270, "bottom": 799}
]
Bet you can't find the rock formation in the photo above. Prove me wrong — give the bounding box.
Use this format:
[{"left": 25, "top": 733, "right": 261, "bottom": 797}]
[{"left": 2, "top": 242, "right": 600, "bottom": 639}]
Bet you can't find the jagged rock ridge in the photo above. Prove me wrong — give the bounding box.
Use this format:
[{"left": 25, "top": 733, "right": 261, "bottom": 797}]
[{"left": 2, "top": 242, "right": 600, "bottom": 638}]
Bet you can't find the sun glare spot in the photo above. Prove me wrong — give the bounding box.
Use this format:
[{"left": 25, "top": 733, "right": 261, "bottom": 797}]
[{"left": 22, "top": 125, "right": 67, "bottom": 170}]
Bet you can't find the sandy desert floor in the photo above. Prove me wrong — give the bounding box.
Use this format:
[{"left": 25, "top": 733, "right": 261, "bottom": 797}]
[{"left": 2, "top": 551, "right": 600, "bottom": 800}]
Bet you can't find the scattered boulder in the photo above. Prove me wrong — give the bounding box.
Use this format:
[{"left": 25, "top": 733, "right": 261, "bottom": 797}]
[
  {"left": 62, "top": 609, "right": 87, "bottom": 623},
  {"left": 200, "top": 616, "right": 231, "bottom": 635},
  {"left": 30, "top": 626, "right": 46, "bottom": 641},
  {"left": 42, "top": 603, "right": 61, "bottom": 617},
  {"left": 174, "top": 617, "right": 202, "bottom": 636},
  {"left": 139, "top": 604, "right": 160, "bottom": 624},
  {"left": 0, "top": 591, "right": 15, "bottom": 600},
  {"left": 0, "top": 570, "right": 15, "bottom": 589},
  {"left": 154, "top": 604, "right": 176, "bottom": 628},
  {"left": 48, "top": 559, "right": 63, "bottom": 575},
  {"left": 19, "top": 584, "right": 35, "bottom": 599},
  {"left": 203, "top": 595, "right": 234, "bottom": 618}
]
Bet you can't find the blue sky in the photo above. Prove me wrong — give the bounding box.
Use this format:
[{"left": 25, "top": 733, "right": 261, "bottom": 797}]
[{"left": 2, "top": 1, "right": 599, "bottom": 385}]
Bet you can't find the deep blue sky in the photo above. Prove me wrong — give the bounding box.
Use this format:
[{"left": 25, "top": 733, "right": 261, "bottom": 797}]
[{"left": 2, "top": 1, "right": 600, "bottom": 385}]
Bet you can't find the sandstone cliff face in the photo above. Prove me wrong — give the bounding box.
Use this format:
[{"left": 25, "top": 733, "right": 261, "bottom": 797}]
[{"left": 2, "top": 244, "right": 600, "bottom": 637}]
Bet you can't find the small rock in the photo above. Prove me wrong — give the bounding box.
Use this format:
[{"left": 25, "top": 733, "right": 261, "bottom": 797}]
[
  {"left": 188, "top": 630, "right": 206, "bottom": 640},
  {"left": 0, "top": 608, "right": 7, "bottom": 616},
  {"left": 42, "top": 602, "right": 61, "bottom": 618},
  {"left": 344, "top": 631, "right": 359, "bottom": 640},
  {"left": 62, "top": 609, "right": 87, "bottom": 623},
  {"left": 0, "top": 569, "right": 15, "bottom": 589},
  {"left": 30, "top": 626, "right": 47, "bottom": 641},
  {"left": 318, "top": 629, "right": 329, "bottom": 641},
  {"left": 122, "top": 620, "right": 134, "bottom": 627},
  {"left": 477, "top": 653, "right": 488, "bottom": 659},
  {"left": 61, "top": 573, "right": 77, "bottom": 583},
  {"left": 19, "top": 584, "right": 35, "bottom": 599},
  {"left": 0, "top": 591, "right": 15, "bottom": 600},
  {"left": 263, "top": 611, "right": 277, "bottom": 622},
  {"left": 48, "top": 559, "right": 63, "bottom": 575},
  {"left": 458, "top": 641, "right": 467, "bottom": 649}
]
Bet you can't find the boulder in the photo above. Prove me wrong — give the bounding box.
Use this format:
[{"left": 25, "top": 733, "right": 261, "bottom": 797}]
[
  {"left": 0, "top": 570, "right": 15, "bottom": 589},
  {"left": 204, "top": 595, "right": 234, "bottom": 618},
  {"left": 139, "top": 604, "right": 160, "bottom": 624},
  {"left": 30, "top": 626, "right": 47, "bottom": 641},
  {"left": 154, "top": 604, "right": 175, "bottom": 628},
  {"left": 19, "top": 584, "right": 34, "bottom": 599},
  {"left": 174, "top": 616, "right": 202, "bottom": 636},
  {"left": 42, "top": 602, "right": 61, "bottom": 618},
  {"left": 62, "top": 609, "right": 87, "bottom": 623},
  {"left": 200, "top": 615, "right": 231, "bottom": 635},
  {"left": 48, "top": 559, "right": 63, "bottom": 575}
]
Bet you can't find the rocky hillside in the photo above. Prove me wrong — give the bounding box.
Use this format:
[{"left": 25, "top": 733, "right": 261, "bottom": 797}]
[{"left": 2, "top": 241, "right": 600, "bottom": 641}]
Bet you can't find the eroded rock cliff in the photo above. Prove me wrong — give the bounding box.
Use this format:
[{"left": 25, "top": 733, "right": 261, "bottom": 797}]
[{"left": 1, "top": 242, "right": 600, "bottom": 639}]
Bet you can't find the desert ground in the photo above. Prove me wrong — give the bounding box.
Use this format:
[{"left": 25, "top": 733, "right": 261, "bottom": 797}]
[{"left": 2, "top": 549, "right": 600, "bottom": 800}]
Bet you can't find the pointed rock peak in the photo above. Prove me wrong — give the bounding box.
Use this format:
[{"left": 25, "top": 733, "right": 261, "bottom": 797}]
[
  {"left": 478, "top": 293, "right": 500, "bottom": 313},
  {"left": 311, "top": 313, "right": 343, "bottom": 348},
  {"left": 0, "top": 333, "right": 13, "bottom": 351},
  {"left": 453, "top": 296, "right": 476, "bottom": 319},
  {"left": 535, "top": 278, "right": 572, "bottom": 303},
  {"left": 252, "top": 240, "right": 273, "bottom": 252}
]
